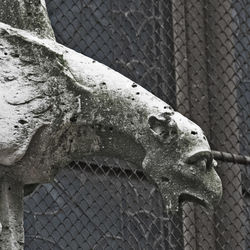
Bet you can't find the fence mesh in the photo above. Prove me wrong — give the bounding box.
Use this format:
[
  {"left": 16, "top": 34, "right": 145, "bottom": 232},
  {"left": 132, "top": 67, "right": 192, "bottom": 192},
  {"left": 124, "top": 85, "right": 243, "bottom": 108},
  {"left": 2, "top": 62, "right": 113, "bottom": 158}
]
[{"left": 23, "top": 0, "right": 250, "bottom": 249}]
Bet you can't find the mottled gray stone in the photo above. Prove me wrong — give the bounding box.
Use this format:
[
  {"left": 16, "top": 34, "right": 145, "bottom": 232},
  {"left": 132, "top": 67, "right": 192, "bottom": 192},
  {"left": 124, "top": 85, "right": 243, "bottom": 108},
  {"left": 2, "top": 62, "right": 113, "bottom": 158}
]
[
  {"left": 0, "top": 22, "right": 222, "bottom": 212},
  {"left": 0, "top": 177, "right": 24, "bottom": 250},
  {"left": 0, "top": 0, "right": 54, "bottom": 39},
  {"left": 0, "top": 1, "right": 222, "bottom": 249}
]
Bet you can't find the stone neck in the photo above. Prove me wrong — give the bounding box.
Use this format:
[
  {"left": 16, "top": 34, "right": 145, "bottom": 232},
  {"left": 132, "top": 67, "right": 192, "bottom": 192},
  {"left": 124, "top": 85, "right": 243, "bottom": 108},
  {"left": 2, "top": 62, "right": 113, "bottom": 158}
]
[{"left": 0, "top": 0, "right": 54, "bottom": 39}]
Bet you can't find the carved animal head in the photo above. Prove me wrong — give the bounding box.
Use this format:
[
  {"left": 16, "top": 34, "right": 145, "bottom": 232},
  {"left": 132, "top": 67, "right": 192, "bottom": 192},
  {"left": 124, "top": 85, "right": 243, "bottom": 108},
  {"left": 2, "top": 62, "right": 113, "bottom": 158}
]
[
  {"left": 0, "top": 22, "right": 222, "bottom": 212},
  {"left": 143, "top": 111, "right": 222, "bottom": 211}
]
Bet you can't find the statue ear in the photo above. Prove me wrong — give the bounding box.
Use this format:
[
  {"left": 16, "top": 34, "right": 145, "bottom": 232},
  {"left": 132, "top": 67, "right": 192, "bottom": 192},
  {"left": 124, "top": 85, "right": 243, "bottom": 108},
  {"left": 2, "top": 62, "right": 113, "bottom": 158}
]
[
  {"left": 148, "top": 115, "right": 178, "bottom": 142},
  {"left": 148, "top": 116, "right": 166, "bottom": 135}
]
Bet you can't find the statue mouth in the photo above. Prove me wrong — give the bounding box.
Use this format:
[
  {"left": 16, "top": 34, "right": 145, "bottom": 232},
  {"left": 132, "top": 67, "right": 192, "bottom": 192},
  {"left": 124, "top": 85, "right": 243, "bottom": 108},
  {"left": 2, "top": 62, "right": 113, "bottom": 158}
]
[
  {"left": 144, "top": 149, "right": 222, "bottom": 212},
  {"left": 177, "top": 150, "right": 221, "bottom": 210}
]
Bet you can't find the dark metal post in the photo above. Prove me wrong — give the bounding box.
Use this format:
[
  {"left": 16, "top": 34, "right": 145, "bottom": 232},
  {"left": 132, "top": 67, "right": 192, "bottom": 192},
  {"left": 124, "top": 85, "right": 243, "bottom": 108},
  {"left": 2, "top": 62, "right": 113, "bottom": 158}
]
[
  {"left": 206, "top": 1, "right": 245, "bottom": 249},
  {"left": 173, "top": 0, "right": 244, "bottom": 249},
  {"left": 173, "top": 1, "right": 215, "bottom": 249}
]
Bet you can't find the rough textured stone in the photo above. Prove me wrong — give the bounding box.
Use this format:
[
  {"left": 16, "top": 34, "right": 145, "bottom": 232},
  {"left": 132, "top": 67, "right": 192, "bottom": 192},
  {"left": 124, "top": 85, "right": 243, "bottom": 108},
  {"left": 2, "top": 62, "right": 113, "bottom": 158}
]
[
  {"left": 0, "top": 22, "right": 222, "bottom": 211},
  {"left": 0, "top": 0, "right": 54, "bottom": 39},
  {"left": 0, "top": 177, "right": 23, "bottom": 250},
  {"left": 0, "top": 1, "right": 222, "bottom": 248}
]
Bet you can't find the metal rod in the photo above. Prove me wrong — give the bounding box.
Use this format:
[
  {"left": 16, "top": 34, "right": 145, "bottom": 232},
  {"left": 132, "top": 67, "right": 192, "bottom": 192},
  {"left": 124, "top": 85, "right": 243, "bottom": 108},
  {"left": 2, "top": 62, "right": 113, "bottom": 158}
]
[{"left": 212, "top": 150, "right": 250, "bottom": 165}]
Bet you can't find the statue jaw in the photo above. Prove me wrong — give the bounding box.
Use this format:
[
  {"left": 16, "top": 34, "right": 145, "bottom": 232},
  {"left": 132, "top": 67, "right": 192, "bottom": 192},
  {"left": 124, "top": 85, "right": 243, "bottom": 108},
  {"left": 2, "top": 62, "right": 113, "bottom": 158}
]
[
  {"left": 178, "top": 166, "right": 223, "bottom": 210},
  {"left": 142, "top": 150, "right": 222, "bottom": 212},
  {"left": 142, "top": 112, "right": 223, "bottom": 211}
]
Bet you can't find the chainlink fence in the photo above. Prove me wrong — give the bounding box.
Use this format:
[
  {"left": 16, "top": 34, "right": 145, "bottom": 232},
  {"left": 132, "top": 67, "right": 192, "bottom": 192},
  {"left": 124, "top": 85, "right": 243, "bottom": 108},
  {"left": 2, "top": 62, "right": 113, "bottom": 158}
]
[{"left": 24, "top": 0, "right": 250, "bottom": 249}]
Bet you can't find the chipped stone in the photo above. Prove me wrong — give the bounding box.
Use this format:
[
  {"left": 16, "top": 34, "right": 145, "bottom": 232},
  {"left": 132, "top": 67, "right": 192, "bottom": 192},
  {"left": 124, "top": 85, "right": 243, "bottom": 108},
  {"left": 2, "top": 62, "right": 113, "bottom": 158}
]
[
  {"left": 4, "top": 75, "right": 16, "bottom": 81},
  {"left": 0, "top": 2, "right": 222, "bottom": 248}
]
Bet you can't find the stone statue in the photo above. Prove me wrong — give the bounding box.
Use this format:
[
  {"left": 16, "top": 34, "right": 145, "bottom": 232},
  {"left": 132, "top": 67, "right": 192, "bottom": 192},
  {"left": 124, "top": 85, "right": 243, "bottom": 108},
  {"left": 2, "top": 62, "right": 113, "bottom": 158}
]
[{"left": 0, "top": 0, "right": 222, "bottom": 249}]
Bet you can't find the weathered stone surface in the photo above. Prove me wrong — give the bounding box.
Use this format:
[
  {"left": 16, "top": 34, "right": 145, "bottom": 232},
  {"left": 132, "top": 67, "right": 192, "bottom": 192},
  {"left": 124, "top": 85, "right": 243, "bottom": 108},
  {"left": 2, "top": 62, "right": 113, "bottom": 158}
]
[
  {"left": 0, "top": 1, "right": 223, "bottom": 249},
  {"left": 0, "top": 22, "right": 222, "bottom": 211},
  {"left": 0, "top": 177, "right": 24, "bottom": 250},
  {"left": 0, "top": 0, "right": 54, "bottom": 39}
]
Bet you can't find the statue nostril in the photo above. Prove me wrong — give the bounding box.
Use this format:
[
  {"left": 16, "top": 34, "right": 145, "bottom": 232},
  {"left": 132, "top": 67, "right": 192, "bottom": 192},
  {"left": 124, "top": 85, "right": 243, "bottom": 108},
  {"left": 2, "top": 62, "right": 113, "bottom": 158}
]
[
  {"left": 161, "top": 177, "right": 170, "bottom": 182},
  {"left": 212, "top": 159, "right": 218, "bottom": 169}
]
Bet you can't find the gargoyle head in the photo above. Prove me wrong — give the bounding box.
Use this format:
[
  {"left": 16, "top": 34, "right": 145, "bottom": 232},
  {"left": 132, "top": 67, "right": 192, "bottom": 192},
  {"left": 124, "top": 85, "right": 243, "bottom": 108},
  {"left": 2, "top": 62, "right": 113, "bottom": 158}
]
[
  {"left": 0, "top": 22, "right": 222, "bottom": 212},
  {"left": 142, "top": 111, "right": 222, "bottom": 211}
]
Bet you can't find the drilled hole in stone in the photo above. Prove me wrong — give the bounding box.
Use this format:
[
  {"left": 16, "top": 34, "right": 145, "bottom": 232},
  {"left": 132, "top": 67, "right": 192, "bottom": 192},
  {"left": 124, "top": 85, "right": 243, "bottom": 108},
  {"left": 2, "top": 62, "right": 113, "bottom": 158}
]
[
  {"left": 191, "top": 131, "right": 197, "bottom": 135},
  {"left": 92, "top": 60, "right": 96, "bottom": 63},
  {"left": 136, "top": 92, "right": 140, "bottom": 95},
  {"left": 132, "top": 98, "right": 135, "bottom": 101},
  {"left": 132, "top": 83, "right": 137, "bottom": 88},
  {"left": 164, "top": 106, "right": 167, "bottom": 109},
  {"left": 70, "top": 116, "right": 77, "bottom": 122},
  {"left": 14, "top": 125, "right": 19, "bottom": 128},
  {"left": 101, "top": 82, "right": 106, "bottom": 85},
  {"left": 18, "top": 119, "right": 28, "bottom": 125},
  {"left": 4, "top": 52, "right": 7, "bottom": 55},
  {"left": 161, "top": 177, "right": 169, "bottom": 182}
]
